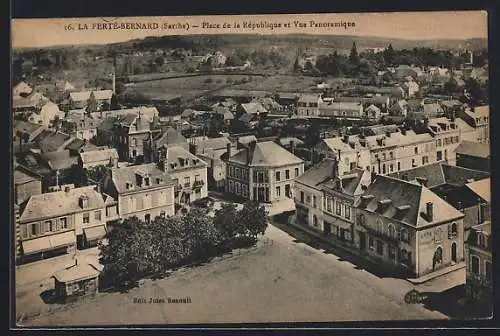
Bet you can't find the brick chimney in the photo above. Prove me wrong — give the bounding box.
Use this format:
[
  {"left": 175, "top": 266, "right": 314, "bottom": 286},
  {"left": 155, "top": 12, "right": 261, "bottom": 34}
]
[
  {"left": 290, "top": 140, "right": 295, "bottom": 154},
  {"left": 426, "top": 202, "right": 434, "bottom": 222},
  {"left": 226, "top": 142, "right": 232, "bottom": 158}
]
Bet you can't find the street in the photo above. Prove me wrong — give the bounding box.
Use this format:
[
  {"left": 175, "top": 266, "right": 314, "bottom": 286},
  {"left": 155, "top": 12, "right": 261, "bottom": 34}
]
[{"left": 15, "top": 221, "right": 460, "bottom": 326}]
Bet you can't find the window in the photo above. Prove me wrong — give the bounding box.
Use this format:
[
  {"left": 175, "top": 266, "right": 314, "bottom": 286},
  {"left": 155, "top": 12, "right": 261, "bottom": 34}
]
[
  {"left": 276, "top": 186, "right": 281, "bottom": 197},
  {"left": 376, "top": 240, "right": 384, "bottom": 255},
  {"left": 389, "top": 152, "right": 394, "bottom": 159},
  {"left": 369, "top": 237, "right": 374, "bottom": 250},
  {"left": 235, "top": 168, "right": 240, "bottom": 179},
  {"left": 235, "top": 183, "right": 241, "bottom": 195},
  {"left": 401, "top": 228, "right": 409, "bottom": 242},
  {"left": 144, "top": 177, "right": 150, "bottom": 186},
  {"left": 336, "top": 201, "right": 342, "bottom": 215},
  {"left": 94, "top": 211, "right": 101, "bottom": 221},
  {"left": 389, "top": 164, "right": 394, "bottom": 172},
  {"left": 422, "top": 156, "right": 429, "bottom": 165},
  {"left": 295, "top": 168, "right": 299, "bottom": 177},
  {"left": 401, "top": 249, "right": 411, "bottom": 266},
  {"left": 376, "top": 220, "right": 383, "bottom": 233},
  {"left": 258, "top": 172, "right": 264, "bottom": 183},
  {"left": 313, "top": 215, "right": 318, "bottom": 227},
  {"left": 485, "top": 260, "right": 492, "bottom": 280},
  {"left": 412, "top": 158, "right": 416, "bottom": 167},
  {"left": 229, "top": 181, "right": 234, "bottom": 193},
  {"left": 83, "top": 213, "right": 90, "bottom": 224},
  {"left": 60, "top": 217, "right": 68, "bottom": 229},
  {"left": 389, "top": 246, "right": 396, "bottom": 261},
  {"left": 451, "top": 223, "right": 458, "bottom": 236},
  {"left": 31, "top": 223, "right": 37, "bottom": 235},
  {"left": 471, "top": 255, "right": 480, "bottom": 275},
  {"left": 382, "top": 153, "right": 386, "bottom": 160},
  {"left": 312, "top": 196, "right": 317, "bottom": 208},
  {"left": 345, "top": 205, "right": 350, "bottom": 219},
  {"left": 397, "top": 162, "right": 401, "bottom": 171},
  {"left": 45, "top": 220, "right": 53, "bottom": 232},
  {"left": 326, "top": 197, "right": 332, "bottom": 212},
  {"left": 437, "top": 151, "right": 443, "bottom": 161},
  {"left": 388, "top": 225, "right": 395, "bottom": 238},
  {"left": 414, "top": 147, "right": 418, "bottom": 154},
  {"left": 194, "top": 174, "right": 200, "bottom": 182},
  {"left": 300, "top": 191, "right": 304, "bottom": 203},
  {"left": 275, "top": 171, "right": 281, "bottom": 182},
  {"left": 131, "top": 138, "right": 137, "bottom": 147},
  {"left": 184, "top": 176, "right": 190, "bottom": 187},
  {"left": 285, "top": 170, "right": 290, "bottom": 180},
  {"left": 382, "top": 164, "right": 386, "bottom": 174}
]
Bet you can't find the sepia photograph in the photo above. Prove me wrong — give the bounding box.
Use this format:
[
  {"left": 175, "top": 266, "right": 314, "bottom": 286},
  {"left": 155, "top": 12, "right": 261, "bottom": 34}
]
[{"left": 11, "top": 11, "right": 491, "bottom": 327}]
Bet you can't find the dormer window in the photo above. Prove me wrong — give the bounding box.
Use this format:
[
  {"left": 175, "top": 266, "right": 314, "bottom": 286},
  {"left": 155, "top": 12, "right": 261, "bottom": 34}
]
[
  {"left": 144, "top": 177, "right": 151, "bottom": 186},
  {"left": 79, "top": 195, "right": 89, "bottom": 208},
  {"left": 156, "top": 177, "right": 162, "bottom": 184}
]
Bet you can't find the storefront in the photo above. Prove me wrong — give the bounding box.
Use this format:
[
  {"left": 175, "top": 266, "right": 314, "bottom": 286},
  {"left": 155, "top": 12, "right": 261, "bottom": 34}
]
[
  {"left": 82, "top": 225, "right": 107, "bottom": 248},
  {"left": 21, "top": 230, "right": 76, "bottom": 261}
]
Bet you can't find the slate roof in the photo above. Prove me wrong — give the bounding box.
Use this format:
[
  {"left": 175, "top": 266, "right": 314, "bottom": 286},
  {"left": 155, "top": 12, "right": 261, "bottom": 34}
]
[
  {"left": 14, "top": 121, "right": 44, "bottom": 137},
  {"left": 65, "top": 138, "right": 87, "bottom": 152},
  {"left": 364, "top": 124, "right": 400, "bottom": 136},
  {"left": 278, "top": 137, "right": 304, "bottom": 147},
  {"left": 228, "top": 141, "right": 303, "bottom": 167},
  {"left": 19, "top": 185, "right": 104, "bottom": 223},
  {"left": 36, "top": 131, "right": 73, "bottom": 153},
  {"left": 80, "top": 148, "right": 119, "bottom": 164},
  {"left": 321, "top": 169, "right": 370, "bottom": 197},
  {"left": 295, "top": 158, "right": 335, "bottom": 188},
  {"left": 196, "top": 137, "right": 232, "bottom": 153},
  {"left": 355, "top": 175, "right": 464, "bottom": 227},
  {"left": 109, "top": 163, "right": 173, "bottom": 194},
  {"left": 155, "top": 127, "right": 187, "bottom": 147},
  {"left": 41, "top": 150, "right": 78, "bottom": 170},
  {"left": 14, "top": 165, "right": 42, "bottom": 184},
  {"left": 455, "top": 141, "right": 490, "bottom": 158},
  {"left": 388, "top": 163, "right": 490, "bottom": 189}
]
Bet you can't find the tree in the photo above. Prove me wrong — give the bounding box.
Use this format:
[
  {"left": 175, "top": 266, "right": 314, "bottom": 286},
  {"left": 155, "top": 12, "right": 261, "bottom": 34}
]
[
  {"left": 182, "top": 208, "right": 222, "bottom": 261},
  {"left": 110, "top": 94, "right": 119, "bottom": 110},
  {"left": 443, "top": 79, "right": 459, "bottom": 95},
  {"left": 213, "top": 203, "right": 240, "bottom": 247},
  {"left": 238, "top": 201, "right": 268, "bottom": 241},
  {"left": 155, "top": 56, "right": 165, "bottom": 67},
  {"left": 383, "top": 44, "right": 395, "bottom": 65},
  {"left": 86, "top": 92, "right": 98, "bottom": 113},
  {"left": 349, "top": 42, "right": 360, "bottom": 66}
]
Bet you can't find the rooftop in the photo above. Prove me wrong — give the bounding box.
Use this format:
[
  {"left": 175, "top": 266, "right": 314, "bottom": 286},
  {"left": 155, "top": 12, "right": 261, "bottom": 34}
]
[
  {"left": 228, "top": 141, "right": 303, "bottom": 167},
  {"left": 70, "top": 90, "right": 113, "bottom": 102},
  {"left": 466, "top": 178, "right": 491, "bottom": 203},
  {"left": 80, "top": 148, "right": 119, "bottom": 164},
  {"left": 53, "top": 263, "right": 100, "bottom": 283},
  {"left": 295, "top": 158, "right": 336, "bottom": 188},
  {"left": 109, "top": 163, "right": 173, "bottom": 194},
  {"left": 355, "top": 175, "right": 464, "bottom": 227},
  {"left": 19, "top": 185, "right": 105, "bottom": 223},
  {"left": 455, "top": 141, "right": 490, "bottom": 159},
  {"left": 164, "top": 146, "right": 208, "bottom": 172}
]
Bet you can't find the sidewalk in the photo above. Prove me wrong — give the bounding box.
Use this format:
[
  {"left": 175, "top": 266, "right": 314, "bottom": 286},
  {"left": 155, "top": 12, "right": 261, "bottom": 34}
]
[{"left": 407, "top": 262, "right": 465, "bottom": 285}]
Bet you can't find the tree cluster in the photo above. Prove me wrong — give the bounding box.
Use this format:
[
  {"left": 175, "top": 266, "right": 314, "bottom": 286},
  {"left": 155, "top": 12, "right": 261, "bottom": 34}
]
[{"left": 99, "top": 201, "right": 268, "bottom": 289}]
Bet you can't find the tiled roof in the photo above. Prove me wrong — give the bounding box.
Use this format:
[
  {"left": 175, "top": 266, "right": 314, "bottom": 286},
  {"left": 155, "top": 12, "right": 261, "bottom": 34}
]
[
  {"left": 164, "top": 146, "right": 208, "bottom": 172},
  {"left": 455, "top": 141, "right": 490, "bottom": 158},
  {"left": 80, "top": 148, "right": 119, "bottom": 164},
  {"left": 229, "top": 141, "right": 303, "bottom": 167},
  {"left": 295, "top": 158, "right": 335, "bottom": 187},
  {"left": 110, "top": 163, "right": 173, "bottom": 194},
  {"left": 196, "top": 137, "right": 231, "bottom": 153},
  {"left": 355, "top": 175, "right": 464, "bottom": 227},
  {"left": 240, "top": 102, "right": 268, "bottom": 115},
  {"left": 465, "top": 178, "right": 490, "bottom": 203},
  {"left": 70, "top": 90, "right": 113, "bottom": 102},
  {"left": 19, "top": 185, "right": 105, "bottom": 223}
]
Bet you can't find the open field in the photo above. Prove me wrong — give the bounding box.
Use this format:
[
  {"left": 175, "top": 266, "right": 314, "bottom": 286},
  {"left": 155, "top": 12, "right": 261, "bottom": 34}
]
[{"left": 18, "top": 224, "right": 449, "bottom": 326}]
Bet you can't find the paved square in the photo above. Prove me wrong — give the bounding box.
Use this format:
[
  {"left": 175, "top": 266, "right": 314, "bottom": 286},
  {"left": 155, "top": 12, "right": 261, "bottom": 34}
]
[{"left": 17, "top": 223, "right": 449, "bottom": 326}]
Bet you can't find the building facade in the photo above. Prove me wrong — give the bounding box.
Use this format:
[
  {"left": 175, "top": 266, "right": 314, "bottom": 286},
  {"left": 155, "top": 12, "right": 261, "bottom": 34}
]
[
  {"left": 464, "top": 222, "right": 492, "bottom": 307},
  {"left": 354, "top": 175, "right": 465, "bottom": 278},
  {"left": 101, "top": 163, "right": 175, "bottom": 223},
  {"left": 225, "top": 141, "right": 305, "bottom": 203}
]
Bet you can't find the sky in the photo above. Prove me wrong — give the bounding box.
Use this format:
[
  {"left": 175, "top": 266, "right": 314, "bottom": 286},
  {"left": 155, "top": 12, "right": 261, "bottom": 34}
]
[{"left": 11, "top": 11, "right": 488, "bottom": 49}]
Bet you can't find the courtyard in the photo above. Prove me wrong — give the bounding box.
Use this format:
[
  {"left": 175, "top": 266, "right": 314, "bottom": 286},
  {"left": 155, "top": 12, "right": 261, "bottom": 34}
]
[{"left": 16, "top": 220, "right": 457, "bottom": 326}]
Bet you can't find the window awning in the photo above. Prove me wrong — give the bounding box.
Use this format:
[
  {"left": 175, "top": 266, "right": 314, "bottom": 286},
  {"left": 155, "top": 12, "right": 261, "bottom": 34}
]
[
  {"left": 83, "top": 225, "right": 107, "bottom": 241},
  {"left": 22, "top": 230, "right": 76, "bottom": 255}
]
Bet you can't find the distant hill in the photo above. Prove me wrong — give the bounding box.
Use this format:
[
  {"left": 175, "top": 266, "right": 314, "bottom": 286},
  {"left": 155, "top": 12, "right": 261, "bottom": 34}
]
[{"left": 107, "top": 34, "right": 487, "bottom": 52}]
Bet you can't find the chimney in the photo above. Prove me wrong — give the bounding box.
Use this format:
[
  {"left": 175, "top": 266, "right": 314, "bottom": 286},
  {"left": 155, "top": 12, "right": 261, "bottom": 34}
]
[
  {"left": 359, "top": 194, "right": 374, "bottom": 208},
  {"left": 385, "top": 131, "right": 391, "bottom": 137},
  {"left": 342, "top": 134, "right": 349, "bottom": 143},
  {"left": 401, "top": 128, "right": 407, "bottom": 135},
  {"left": 290, "top": 140, "right": 295, "bottom": 154},
  {"left": 332, "top": 158, "right": 339, "bottom": 177},
  {"left": 226, "top": 142, "right": 232, "bottom": 158},
  {"left": 426, "top": 202, "right": 434, "bottom": 222},
  {"left": 64, "top": 186, "right": 71, "bottom": 193},
  {"left": 416, "top": 177, "right": 428, "bottom": 186}
]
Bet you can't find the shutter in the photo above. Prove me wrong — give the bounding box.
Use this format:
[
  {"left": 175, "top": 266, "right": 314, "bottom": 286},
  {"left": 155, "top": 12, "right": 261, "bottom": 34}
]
[{"left": 447, "top": 224, "right": 451, "bottom": 239}]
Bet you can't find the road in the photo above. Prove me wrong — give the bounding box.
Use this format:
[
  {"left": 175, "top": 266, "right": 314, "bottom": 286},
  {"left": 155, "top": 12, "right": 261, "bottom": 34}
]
[{"left": 16, "top": 222, "right": 452, "bottom": 326}]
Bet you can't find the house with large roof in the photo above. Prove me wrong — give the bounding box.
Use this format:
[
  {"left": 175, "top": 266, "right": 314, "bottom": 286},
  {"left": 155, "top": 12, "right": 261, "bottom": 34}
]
[
  {"left": 457, "top": 105, "right": 489, "bottom": 144},
  {"left": 354, "top": 175, "right": 465, "bottom": 278},
  {"left": 79, "top": 147, "right": 119, "bottom": 169},
  {"left": 17, "top": 185, "right": 109, "bottom": 261},
  {"left": 69, "top": 90, "right": 113, "bottom": 109},
  {"left": 455, "top": 141, "right": 490, "bottom": 172},
  {"left": 101, "top": 163, "right": 175, "bottom": 222},
  {"left": 225, "top": 140, "right": 304, "bottom": 213}
]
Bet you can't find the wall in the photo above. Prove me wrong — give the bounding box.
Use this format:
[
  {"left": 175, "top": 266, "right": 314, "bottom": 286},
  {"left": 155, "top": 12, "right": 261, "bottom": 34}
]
[
  {"left": 416, "top": 219, "right": 464, "bottom": 277},
  {"left": 119, "top": 186, "right": 176, "bottom": 221},
  {"left": 293, "top": 182, "right": 324, "bottom": 232},
  {"left": 15, "top": 180, "right": 42, "bottom": 205},
  {"left": 267, "top": 163, "right": 305, "bottom": 202},
  {"left": 170, "top": 165, "right": 208, "bottom": 203},
  {"left": 128, "top": 132, "right": 151, "bottom": 160},
  {"left": 74, "top": 207, "right": 106, "bottom": 236}
]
